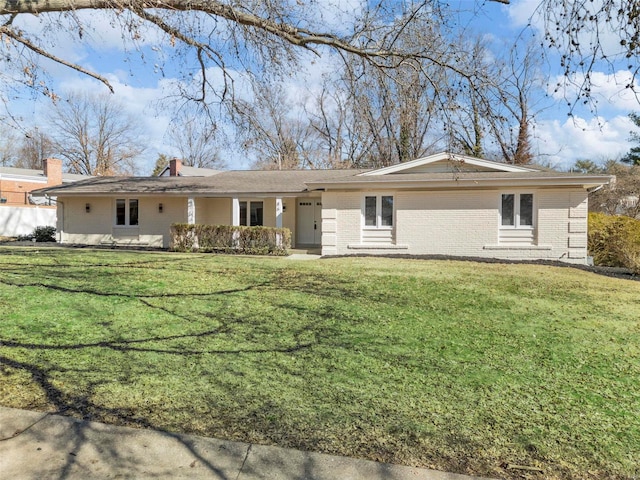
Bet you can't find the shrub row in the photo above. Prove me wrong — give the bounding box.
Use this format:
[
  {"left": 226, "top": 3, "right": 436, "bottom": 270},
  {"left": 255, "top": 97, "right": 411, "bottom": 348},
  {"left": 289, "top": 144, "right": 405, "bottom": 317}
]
[
  {"left": 588, "top": 212, "right": 640, "bottom": 274},
  {"left": 170, "top": 223, "right": 291, "bottom": 256}
]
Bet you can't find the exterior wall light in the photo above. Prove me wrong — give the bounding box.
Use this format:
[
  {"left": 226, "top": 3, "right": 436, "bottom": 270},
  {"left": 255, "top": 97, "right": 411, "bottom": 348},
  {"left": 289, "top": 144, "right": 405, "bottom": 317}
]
[
  {"left": 158, "top": 203, "right": 164, "bottom": 213},
  {"left": 85, "top": 203, "right": 91, "bottom": 213}
]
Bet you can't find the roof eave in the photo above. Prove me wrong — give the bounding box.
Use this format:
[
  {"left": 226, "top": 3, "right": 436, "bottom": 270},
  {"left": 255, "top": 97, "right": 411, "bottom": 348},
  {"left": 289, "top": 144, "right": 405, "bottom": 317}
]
[
  {"left": 31, "top": 188, "right": 316, "bottom": 197},
  {"left": 306, "top": 175, "right": 613, "bottom": 190}
]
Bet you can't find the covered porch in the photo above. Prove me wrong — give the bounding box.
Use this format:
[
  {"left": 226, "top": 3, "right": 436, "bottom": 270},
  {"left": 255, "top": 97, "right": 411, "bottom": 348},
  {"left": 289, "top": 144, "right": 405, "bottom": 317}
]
[{"left": 190, "top": 194, "right": 323, "bottom": 248}]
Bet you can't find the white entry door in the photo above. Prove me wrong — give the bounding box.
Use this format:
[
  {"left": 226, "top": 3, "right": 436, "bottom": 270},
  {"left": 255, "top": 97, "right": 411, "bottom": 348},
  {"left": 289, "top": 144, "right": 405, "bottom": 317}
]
[{"left": 296, "top": 199, "right": 322, "bottom": 245}]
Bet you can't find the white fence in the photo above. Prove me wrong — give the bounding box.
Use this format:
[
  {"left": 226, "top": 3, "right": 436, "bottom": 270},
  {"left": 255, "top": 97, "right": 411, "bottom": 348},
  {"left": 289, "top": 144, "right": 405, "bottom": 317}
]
[{"left": 0, "top": 206, "right": 56, "bottom": 237}]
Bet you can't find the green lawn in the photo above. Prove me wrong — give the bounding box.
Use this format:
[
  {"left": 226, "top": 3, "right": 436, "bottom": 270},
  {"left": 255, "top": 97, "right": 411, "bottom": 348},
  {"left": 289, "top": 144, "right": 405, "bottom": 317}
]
[{"left": 0, "top": 247, "right": 638, "bottom": 479}]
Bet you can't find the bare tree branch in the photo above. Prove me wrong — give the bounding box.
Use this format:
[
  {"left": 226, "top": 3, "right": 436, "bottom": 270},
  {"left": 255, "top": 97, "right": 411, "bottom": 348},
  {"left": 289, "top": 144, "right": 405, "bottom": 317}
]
[{"left": 0, "top": 24, "right": 115, "bottom": 92}]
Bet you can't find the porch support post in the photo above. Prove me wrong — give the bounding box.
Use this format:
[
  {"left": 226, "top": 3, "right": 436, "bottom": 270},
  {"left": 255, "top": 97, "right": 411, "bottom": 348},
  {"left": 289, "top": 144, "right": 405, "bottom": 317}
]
[
  {"left": 275, "top": 197, "right": 283, "bottom": 228},
  {"left": 187, "top": 197, "right": 196, "bottom": 224},
  {"left": 232, "top": 197, "right": 240, "bottom": 226}
]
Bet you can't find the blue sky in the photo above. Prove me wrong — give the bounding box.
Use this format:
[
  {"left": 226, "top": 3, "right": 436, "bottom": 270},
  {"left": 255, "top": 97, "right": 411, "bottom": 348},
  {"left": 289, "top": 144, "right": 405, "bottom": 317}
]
[{"left": 2, "top": 0, "right": 639, "bottom": 173}]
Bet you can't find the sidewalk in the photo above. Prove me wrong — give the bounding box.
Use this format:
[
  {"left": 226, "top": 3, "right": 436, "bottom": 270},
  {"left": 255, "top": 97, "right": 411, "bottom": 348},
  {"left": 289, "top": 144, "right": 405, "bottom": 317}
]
[{"left": 0, "top": 406, "right": 494, "bottom": 480}]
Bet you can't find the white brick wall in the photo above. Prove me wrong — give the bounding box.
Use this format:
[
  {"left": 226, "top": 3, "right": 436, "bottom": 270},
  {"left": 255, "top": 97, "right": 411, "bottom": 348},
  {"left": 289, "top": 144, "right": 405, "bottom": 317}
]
[
  {"left": 321, "top": 191, "right": 362, "bottom": 256},
  {"left": 324, "top": 187, "right": 590, "bottom": 264}
]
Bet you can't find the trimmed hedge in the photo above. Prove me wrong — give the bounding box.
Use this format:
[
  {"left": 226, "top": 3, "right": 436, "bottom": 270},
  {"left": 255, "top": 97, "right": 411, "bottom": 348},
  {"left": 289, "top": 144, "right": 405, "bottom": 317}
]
[
  {"left": 170, "top": 223, "right": 291, "bottom": 256},
  {"left": 588, "top": 212, "right": 640, "bottom": 273}
]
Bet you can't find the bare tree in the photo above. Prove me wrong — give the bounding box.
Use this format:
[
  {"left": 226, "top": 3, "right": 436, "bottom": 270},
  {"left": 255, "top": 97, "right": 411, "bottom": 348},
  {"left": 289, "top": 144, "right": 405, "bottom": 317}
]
[
  {"left": 0, "top": 1, "right": 637, "bottom": 118},
  {"left": 234, "top": 79, "right": 320, "bottom": 170},
  {"left": 167, "top": 112, "right": 225, "bottom": 169},
  {"left": 14, "top": 129, "right": 55, "bottom": 169},
  {"left": 306, "top": 79, "right": 363, "bottom": 168},
  {"left": 484, "top": 43, "right": 543, "bottom": 165},
  {"left": 536, "top": 0, "right": 640, "bottom": 110},
  {"left": 0, "top": 124, "right": 19, "bottom": 166},
  {"left": 448, "top": 40, "right": 546, "bottom": 165},
  {"left": 49, "top": 92, "right": 146, "bottom": 175},
  {"left": 333, "top": 15, "right": 451, "bottom": 168},
  {"left": 343, "top": 59, "right": 443, "bottom": 167},
  {"left": 0, "top": 2, "right": 515, "bottom": 112},
  {"left": 445, "top": 38, "right": 491, "bottom": 159}
]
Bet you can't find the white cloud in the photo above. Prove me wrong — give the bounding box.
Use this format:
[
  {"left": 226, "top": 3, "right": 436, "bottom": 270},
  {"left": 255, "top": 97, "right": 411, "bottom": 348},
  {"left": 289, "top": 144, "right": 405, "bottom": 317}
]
[
  {"left": 532, "top": 115, "right": 635, "bottom": 168},
  {"left": 14, "top": 10, "right": 167, "bottom": 54},
  {"left": 507, "top": 0, "right": 628, "bottom": 59},
  {"left": 548, "top": 70, "right": 640, "bottom": 112},
  {"left": 308, "top": 0, "right": 366, "bottom": 32},
  {"left": 505, "top": 0, "right": 541, "bottom": 28}
]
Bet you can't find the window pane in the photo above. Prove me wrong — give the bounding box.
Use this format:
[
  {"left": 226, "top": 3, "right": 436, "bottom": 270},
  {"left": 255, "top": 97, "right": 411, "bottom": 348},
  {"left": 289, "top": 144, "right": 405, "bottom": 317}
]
[
  {"left": 381, "top": 196, "right": 393, "bottom": 226},
  {"left": 116, "top": 199, "right": 126, "bottom": 225},
  {"left": 365, "top": 196, "right": 377, "bottom": 226},
  {"left": 239, "top": 201, "right": 247, "bottom": 226},
  {"left": 520, "top": 194, "right": 533, "bottom": 226},
  {"left": 129, "top": 199, "right": 139, "bottom": 226},
  {"left": 250, "top": 201, "right": 263, "bottom": 226},
  {"left": 501, "top": 194, "right": 515, "bottom": 226}
]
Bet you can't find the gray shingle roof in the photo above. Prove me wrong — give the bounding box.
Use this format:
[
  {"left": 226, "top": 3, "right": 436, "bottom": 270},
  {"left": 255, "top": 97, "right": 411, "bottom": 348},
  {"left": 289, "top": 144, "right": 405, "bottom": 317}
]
[
  {"left": 32, "top": 169, "right": 367, "bottom": 196},
  {"left": 0, "top": 166, "right": 90, "bottom": 182},
  {"left": 158, "top": 165, "right": 221, "bottom": 177},
  {"left": 31, "top": 168, "right": 612, "bottom": 197}
]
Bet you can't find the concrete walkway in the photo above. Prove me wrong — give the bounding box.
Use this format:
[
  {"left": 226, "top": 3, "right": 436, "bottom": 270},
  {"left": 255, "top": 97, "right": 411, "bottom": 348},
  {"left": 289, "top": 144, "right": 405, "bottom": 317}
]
[
  {"left": 286, "top": 253, "right": 322, "bottom": 261},
  {"left": 286, "top": 248, "right": 322, "bottom": 260},
  {"left": 0, "top": 407, "right": 494, "bottom": 480}
]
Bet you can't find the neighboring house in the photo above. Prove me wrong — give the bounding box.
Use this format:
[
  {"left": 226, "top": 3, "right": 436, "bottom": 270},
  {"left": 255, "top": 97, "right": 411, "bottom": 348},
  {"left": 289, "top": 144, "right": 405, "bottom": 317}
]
[
  {"left": 0, "top": 158, "right": 89, "bottom": 237},
  {"left": 31, "top": 152, "right": 612, "bottom": 264}
]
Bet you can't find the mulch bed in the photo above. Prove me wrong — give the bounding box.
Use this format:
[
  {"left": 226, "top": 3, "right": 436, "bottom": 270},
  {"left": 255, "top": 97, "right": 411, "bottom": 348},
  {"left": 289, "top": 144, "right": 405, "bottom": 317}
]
[{"left": 2, "top": 240, "right": 637, "bottom": 282}]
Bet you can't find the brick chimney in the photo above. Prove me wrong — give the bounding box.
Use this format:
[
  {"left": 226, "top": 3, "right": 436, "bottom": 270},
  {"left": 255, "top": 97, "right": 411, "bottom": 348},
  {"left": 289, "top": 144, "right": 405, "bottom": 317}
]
[
  {"left": 169, "top": 158, "right": 182, "bottom": 176},
  {"left": 43, "top": 158, "right": 63, "bottom": 186}
]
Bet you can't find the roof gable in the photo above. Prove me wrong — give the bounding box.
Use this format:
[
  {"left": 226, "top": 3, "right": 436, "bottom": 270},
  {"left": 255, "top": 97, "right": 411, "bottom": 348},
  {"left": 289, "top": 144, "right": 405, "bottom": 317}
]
[{"left": 360, "top": 152, "right": 538, "bottom": 176}]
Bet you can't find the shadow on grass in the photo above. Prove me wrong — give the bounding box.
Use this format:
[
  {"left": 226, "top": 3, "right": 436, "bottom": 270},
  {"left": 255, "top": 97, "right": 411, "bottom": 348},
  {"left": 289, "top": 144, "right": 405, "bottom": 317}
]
[
  {"left": 0, "top": 255, "right": 397, "bottom": 478},
  {"left": 0, "top": 250, "right": 587, "bottom": 479}
]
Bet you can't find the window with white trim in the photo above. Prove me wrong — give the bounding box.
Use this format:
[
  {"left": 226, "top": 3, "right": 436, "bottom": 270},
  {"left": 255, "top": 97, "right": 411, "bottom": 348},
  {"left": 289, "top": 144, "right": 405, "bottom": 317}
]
[
  {"left": 115, "top": 198, "right": 139, "bottom": 226},
  {"left": 501, "top": 193, "right": 533, "bottom": 228},
  {"left": 364, "top": 195, "right": 394, "bottom": 228},
  {"left": 239, "top": 200, "right": 264, "bottom": 226}
]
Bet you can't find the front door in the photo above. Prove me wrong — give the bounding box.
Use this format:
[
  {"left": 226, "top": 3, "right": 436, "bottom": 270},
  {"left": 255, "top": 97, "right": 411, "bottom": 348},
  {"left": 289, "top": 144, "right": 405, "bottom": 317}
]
[{"left": 296, "top": 199, "right": 322, "bottom": 245}]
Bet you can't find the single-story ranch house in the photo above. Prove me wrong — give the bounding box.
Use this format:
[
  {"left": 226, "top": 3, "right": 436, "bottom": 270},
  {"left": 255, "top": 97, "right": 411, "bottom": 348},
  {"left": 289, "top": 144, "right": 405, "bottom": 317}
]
[{"left": 32, "top": 152, "right": 612, "bottom": 264}]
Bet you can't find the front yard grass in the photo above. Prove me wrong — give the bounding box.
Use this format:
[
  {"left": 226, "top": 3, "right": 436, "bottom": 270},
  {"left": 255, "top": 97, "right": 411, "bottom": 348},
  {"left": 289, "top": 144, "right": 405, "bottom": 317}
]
[{"left": 0, "top": 247, "right": 638, "bottom": 479}]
